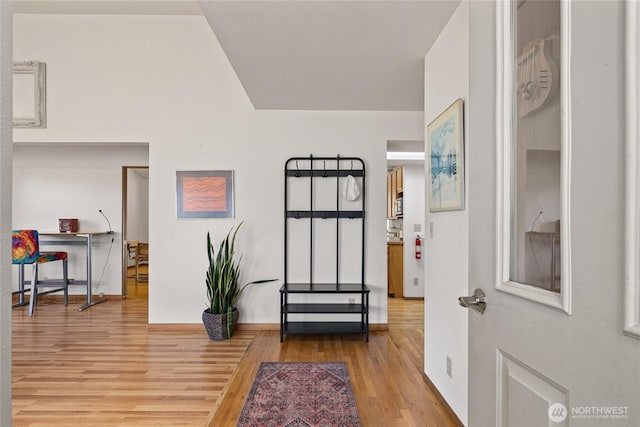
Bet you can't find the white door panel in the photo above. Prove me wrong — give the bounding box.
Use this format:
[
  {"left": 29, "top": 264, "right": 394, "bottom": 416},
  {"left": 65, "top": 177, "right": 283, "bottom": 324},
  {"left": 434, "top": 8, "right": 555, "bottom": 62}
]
[
  {"left": 498, "top": 351, "right": 569, "bottom": 427},
  {"left": 466, "top": 1, "right": 640, "bottom": 426}
]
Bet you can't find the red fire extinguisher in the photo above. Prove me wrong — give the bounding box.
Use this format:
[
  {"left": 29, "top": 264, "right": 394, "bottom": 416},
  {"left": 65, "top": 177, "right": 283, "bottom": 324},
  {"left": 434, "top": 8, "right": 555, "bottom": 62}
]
[{"left": 415, "top": 236, "right": 422, "bottom": 259}]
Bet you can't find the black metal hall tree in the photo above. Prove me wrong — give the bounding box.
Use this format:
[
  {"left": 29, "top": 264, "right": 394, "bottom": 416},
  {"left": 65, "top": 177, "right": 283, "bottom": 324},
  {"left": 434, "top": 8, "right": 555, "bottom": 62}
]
[{"left": 280, "top": 155, "right": 370, "bottom": 342}]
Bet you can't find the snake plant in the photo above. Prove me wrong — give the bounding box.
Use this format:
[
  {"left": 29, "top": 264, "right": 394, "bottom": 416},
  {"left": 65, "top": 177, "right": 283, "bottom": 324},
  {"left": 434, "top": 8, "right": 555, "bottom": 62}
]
[{"left": 205, "top": 222, "right": 276, "bottom": 338}]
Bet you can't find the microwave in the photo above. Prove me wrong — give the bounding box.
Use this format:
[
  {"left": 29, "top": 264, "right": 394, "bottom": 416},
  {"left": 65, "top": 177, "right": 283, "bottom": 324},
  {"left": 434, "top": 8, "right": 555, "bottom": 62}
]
[{"left": 395, "top": 197, "right": 403, "bottom": 215}]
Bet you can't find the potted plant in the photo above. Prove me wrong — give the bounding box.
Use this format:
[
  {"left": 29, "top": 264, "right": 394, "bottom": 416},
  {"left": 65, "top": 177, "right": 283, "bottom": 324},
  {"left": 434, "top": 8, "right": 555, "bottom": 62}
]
[{"left": 203, "top": 222, "right": 276, "bottom": 340}]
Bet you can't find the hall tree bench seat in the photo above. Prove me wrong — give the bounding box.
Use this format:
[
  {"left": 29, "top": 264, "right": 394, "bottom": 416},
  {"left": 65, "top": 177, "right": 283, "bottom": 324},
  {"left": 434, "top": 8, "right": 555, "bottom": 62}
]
[{"left": 280, "top": 155, "right": 369, "bottom": 342}]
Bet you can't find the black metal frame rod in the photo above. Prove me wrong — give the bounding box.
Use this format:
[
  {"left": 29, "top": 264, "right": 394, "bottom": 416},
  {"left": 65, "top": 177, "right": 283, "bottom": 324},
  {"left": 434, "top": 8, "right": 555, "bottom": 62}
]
[
  {"left": 284, "top": 161, "right": 289, "bottom": 288},
  {"left": 336, "top": 154, "right": 340, "bottom": 289},
  {"left": 360, "top": 161, "right": 366, "bottom": 286},
  {"left": 309, "top": 154, "right": 314, "bottom": 286},
  {"left": 285, "top": 155, "right": 363, "bottom": 162},
  {"left": 285, "top": 169, "right": 364, "bottom": 178}
]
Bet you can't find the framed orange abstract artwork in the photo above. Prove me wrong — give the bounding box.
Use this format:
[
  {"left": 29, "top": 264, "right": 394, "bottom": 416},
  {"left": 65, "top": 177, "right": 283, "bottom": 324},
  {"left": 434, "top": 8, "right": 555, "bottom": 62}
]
[{"left": 176, "top": 170, "right": 234, "bottom": 218}]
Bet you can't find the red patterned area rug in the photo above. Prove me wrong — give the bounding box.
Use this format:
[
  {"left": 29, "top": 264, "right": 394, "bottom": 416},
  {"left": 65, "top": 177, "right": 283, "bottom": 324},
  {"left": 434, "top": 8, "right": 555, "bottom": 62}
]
[{"left": 237, "top": 362, "right": 362, "bottom": 427}]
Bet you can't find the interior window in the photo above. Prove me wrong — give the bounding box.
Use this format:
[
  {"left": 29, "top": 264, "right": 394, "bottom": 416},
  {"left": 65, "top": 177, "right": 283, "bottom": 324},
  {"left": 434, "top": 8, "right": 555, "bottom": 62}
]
[{"left": 510, "top": 0, "right": 562, "bottom": 292}]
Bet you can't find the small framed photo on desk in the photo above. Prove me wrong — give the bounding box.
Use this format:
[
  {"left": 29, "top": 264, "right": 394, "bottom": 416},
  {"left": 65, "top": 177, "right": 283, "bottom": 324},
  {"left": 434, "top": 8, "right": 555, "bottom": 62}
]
[{"left": 58, "top": 218, "right": 78, "bottom": 233}]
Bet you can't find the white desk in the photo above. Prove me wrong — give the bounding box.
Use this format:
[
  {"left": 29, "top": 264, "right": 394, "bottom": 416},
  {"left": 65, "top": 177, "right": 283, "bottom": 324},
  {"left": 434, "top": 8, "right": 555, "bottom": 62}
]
[{"left": 39, "top": 231, "right": 112, "bottom": 311}]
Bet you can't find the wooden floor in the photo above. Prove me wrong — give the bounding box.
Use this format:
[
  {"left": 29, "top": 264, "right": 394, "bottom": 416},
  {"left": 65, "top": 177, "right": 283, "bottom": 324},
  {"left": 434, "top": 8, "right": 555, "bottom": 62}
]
[
  {"left": 125, "top": 265, "right": 148, "bottom": 300},
  {"left": 12, "top": 292, "right": 456, "bottom": 426},
  {"left": 208, "top": 297, "right": 456, "bottom": 427}
]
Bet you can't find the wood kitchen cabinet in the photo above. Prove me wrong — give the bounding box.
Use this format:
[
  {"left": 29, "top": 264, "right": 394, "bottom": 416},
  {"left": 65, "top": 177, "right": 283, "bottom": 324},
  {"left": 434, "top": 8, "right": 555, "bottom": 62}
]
[
  {"left": 387, "top": 173, "right": 393, "bottom": 219},
  {"left": 395, "top": 167, "right": 403, "bottom": 194},
  {"left": 386, "top": 167, "right": 404, "bottom": 219},
  {"left": 387, "top": 242, "right": 403, "bottom": 297}
]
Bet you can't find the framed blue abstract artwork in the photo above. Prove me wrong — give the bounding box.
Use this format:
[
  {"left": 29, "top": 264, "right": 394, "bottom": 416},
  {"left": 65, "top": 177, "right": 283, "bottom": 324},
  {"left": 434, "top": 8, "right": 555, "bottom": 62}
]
[{"left": 427, "top": 98, "right": 464, "bottom": 212}]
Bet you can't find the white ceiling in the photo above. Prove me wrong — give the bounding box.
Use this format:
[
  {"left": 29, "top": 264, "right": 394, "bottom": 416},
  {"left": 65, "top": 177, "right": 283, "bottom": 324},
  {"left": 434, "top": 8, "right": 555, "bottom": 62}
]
[
  {"left": 198, "top": 0, "right": 459, "bottom": 111},
  {"left": 14, "top": 0, "right": 460, "bottom": 111},
  {"left": 14, "top": 0, "right": 202, "bottom": 16}
]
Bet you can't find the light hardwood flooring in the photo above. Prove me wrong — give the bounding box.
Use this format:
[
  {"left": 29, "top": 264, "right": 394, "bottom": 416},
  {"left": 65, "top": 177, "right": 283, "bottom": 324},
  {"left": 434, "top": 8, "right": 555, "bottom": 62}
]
[
  {"left": 13, "top": 290, "right": 456, "bottom": 426},
  {"left": 126, "top": 265, "right": 148, "bottom": 300},
  {"left": 12, "top": 297, "right": 253, "bottom": 426},
  {"left": 208, "top": 297, "right": 457, "bottom": 427}
]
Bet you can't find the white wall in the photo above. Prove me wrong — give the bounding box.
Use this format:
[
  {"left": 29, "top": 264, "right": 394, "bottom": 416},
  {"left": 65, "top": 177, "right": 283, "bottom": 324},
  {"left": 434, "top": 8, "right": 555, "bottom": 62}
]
[
  {"left": 402, "top": 164, "right": 425, "bottom": 298},
  {"left": 13, "top": 14, "right": 423, "bottom": 325},
  {"left": 424, "top": 1, "right": 469, "bottom": 424},
  {"left": 126, "top": 168, "right": 149, "bottom": 243},
  {"left": 0, "top": 3, "right": 12, "bottom": 424},
  {"left": 12, "top": 144, "right": 149, "bottom": 295}
]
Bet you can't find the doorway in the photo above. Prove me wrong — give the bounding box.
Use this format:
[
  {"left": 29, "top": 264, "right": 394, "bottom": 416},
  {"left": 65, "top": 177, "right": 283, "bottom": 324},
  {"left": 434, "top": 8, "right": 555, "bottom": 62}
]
[
  {"left": 121, "top": 166, "right": 149, "bottom": 300},
  {"left": 386, "top": 140, "right": 426, "bottom": 300}
]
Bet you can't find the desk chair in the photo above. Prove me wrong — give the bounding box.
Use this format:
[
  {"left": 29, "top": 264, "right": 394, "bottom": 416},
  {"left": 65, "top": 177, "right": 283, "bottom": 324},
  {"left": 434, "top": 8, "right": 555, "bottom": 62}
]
[
  {"left": 12, "top": 230, "right": 69, "bottom": 316},
  {"left": 136, "top": 242, "right": 149, "bottom": 283}
]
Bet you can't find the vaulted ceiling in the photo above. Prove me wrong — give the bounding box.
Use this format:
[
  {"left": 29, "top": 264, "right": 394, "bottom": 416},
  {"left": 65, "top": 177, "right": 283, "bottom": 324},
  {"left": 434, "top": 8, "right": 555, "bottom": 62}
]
[
  {"left": 14, "top": 0, "right": 460, "bottom": 112},
  {"left": 198, "top": 1, "right": 459, "bottom": 111}
]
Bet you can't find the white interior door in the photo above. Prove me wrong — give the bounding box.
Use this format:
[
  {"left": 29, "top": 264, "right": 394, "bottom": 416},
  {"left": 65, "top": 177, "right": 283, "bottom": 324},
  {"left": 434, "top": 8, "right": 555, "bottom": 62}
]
[{"left": 466, "top": 1, "right": 640, "bottom": 426}]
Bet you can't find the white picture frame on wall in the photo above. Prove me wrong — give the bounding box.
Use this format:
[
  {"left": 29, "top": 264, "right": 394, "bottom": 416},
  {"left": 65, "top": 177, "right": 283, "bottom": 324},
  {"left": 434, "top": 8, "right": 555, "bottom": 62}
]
[{"left": 13, "top": 61, "right": 46, "bottom": 129}]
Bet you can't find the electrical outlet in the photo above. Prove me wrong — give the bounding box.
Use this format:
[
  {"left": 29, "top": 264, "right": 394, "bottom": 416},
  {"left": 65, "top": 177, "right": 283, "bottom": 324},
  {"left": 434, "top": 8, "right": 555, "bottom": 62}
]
[
  {"left": 348, "top": 297, "right": 356, "bottom": 304},
  {"left": 413, "top": 277, "right": 419, "bottom": 287},
  {"left": 413, "top": 223, "right": 422, "bottom": 232},
  {"left": 429, "top": 222, "right": 434, "bottom": 239},
  {"left": 446, "top": 356, "right": 452, "bottom": 378}
]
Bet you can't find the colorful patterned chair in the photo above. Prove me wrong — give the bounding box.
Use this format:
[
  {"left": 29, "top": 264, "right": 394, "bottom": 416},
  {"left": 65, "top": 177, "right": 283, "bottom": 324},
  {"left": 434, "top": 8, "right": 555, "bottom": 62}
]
[{"left": 12, "top": 230, "right": 69, "bottom": 316}]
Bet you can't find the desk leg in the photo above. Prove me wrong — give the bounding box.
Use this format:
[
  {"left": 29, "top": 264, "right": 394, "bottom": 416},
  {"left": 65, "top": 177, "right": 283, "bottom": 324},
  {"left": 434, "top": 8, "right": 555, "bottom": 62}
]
[{"left": 78, "top": 234, "right": 107, "bottom": 311}]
